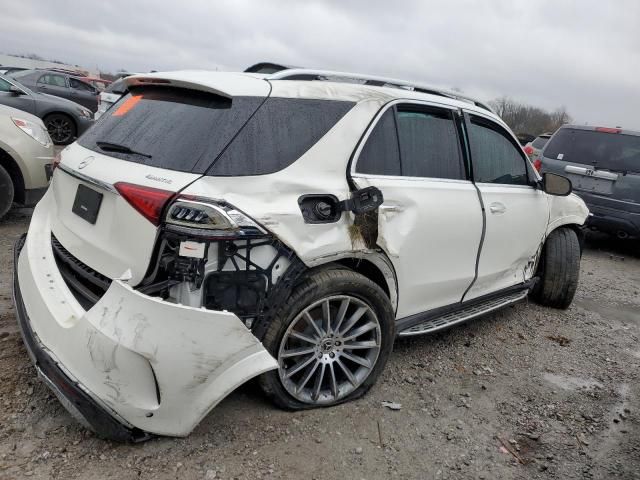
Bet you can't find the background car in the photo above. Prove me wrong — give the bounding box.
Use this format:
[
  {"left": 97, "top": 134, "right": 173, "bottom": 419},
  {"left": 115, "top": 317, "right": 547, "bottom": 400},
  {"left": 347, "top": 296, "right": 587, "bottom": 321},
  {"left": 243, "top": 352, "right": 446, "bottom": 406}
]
[
  {"left": 0, "top": 66, "right": 27, "bottom": 76},
  {"left": 9, "top": 69, "right": 99, "bottom": 112},
  {"left": 0, "top": 74, "right": 93, "bottom": 144},
  {"left": 76, "top": 76, "right": 111, "bottom": 91},
  {"left": 0, "top": 104, "right": 53, "bottom": 219},
  {"left": 94, "top": 75, "right": 133, "bottom": 119},
  {"left": 524, "top": 132, "right": 552, "bottom": 170},
  {"left": 540, "top": 125, "right": 640, "bottom": 239}
]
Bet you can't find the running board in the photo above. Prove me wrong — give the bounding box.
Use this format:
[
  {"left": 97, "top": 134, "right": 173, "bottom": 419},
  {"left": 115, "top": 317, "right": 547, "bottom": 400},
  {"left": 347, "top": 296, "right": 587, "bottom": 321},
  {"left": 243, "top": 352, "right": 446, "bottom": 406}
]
[{"left": 398, "top": 289, "right": 529, "bottom": 337}]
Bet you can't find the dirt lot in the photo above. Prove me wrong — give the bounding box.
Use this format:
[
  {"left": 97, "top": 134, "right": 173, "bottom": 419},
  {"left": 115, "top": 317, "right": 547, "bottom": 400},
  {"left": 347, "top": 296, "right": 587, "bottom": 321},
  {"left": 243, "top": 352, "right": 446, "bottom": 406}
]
[{"left": 1, "top": 208, "right": 638, "bottom": 480}]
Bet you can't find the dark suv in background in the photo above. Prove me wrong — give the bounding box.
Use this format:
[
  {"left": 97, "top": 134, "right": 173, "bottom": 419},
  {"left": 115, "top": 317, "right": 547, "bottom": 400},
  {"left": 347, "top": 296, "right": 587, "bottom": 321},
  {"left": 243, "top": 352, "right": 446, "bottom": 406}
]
[{"left": 540, "top": 125, "right": 640, "bottom": 239}]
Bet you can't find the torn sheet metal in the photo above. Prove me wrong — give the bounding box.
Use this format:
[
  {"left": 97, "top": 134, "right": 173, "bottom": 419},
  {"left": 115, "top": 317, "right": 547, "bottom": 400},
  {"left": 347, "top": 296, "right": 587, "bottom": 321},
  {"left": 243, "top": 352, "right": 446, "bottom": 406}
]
[{"left": 17, "top": 199, "right": 277, "bottom": 437}]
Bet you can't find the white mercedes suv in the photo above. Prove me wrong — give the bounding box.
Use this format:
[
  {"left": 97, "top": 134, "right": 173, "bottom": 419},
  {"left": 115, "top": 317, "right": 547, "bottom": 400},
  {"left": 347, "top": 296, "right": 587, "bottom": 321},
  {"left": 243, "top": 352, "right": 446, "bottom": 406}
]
[{"left": 13, "top": 69, "right": 588, "bottom": 441}]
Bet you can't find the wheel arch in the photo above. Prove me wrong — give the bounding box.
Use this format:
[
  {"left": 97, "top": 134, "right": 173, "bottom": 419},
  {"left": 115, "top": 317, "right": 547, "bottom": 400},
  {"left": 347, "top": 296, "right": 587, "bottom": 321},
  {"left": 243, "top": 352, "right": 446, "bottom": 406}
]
[
  {"left": 307, "top": 252, "right": 399, "bottom": 313},
  {"left": 0, "top": 147, "right": 25, "bottom": 204}
]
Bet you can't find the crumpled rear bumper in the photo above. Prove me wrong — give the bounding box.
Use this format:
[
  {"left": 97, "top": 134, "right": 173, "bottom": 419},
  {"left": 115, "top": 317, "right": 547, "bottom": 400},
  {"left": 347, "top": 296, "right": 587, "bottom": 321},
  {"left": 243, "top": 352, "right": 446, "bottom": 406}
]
[{"left": 12, "top": 202, "right": 278, "bottom": 440}]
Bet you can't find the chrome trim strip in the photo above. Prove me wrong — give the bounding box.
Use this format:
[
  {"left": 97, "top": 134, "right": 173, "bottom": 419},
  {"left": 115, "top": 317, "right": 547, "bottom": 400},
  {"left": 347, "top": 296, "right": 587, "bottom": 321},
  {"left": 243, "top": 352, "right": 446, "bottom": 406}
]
[
  {"left": 57, "top": 164, "right": 118, "bottom": 194},
  {"left": 564, "top": 165, "right": 618, "bottom": 181}
]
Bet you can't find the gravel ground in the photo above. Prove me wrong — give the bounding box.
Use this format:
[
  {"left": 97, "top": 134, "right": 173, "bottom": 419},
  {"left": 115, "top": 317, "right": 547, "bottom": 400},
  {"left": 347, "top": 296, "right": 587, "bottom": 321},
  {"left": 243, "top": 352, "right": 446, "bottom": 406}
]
[{"left": 1, "top": 208, "right": 638, "bottom": 480}]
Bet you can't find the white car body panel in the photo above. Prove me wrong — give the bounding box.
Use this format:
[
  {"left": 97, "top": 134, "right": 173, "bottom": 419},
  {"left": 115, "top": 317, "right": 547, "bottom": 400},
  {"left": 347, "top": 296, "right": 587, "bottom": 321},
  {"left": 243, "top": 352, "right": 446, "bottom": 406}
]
[
  {"left": 52, "top": 143, "right": 203, "bottom": 285},
  {"left": 465, "top": 184, "right": 549, "bottom": 300},
  {"left": 14, "top": 69, "right": 590, "bottom": 438},
  {"left": 18, "top": 193, "right": 277, "bottom": 436},
  {"left": 353, "top": 174, "right": 483, "bottom": 318},
  {"left": 95, "top": 91, "right": 121, "bottom": 119}
]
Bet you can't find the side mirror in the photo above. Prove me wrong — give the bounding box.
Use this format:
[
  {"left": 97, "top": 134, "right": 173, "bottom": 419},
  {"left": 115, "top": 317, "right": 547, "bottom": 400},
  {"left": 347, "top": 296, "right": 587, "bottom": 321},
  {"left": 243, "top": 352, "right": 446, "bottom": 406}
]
[
  {"left": 9, "top": 85, "right": 25, "bottom": 95},
  {"left": 543, "top": 173, "right": 572, "bottom": 196}
]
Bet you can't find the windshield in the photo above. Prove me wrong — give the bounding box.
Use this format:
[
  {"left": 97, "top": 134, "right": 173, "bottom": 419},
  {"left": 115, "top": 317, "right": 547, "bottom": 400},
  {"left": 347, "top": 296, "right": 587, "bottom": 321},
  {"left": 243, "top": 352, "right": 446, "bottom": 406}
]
[
  {"left": 0, "top": 74, "right": 34, "bottom": 95},
  {"left": 544, "top": 128, "right": 640, "bottom": 172}
]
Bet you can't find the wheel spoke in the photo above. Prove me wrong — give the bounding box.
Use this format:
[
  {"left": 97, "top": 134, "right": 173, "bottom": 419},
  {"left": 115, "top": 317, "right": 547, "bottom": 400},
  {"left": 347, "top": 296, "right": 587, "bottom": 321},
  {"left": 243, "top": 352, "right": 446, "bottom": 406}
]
[
  {"left": 343, "top": 340, "right": 378, "bottom": 350},
  {"left": 341, "top": 352, "right": 371, "bottom": 368},
  {"left": 290, "top": 330, "right": 319, "bottom": 344},
  {"left": 338, "top": 306, "right": 368, "bottom": 336},
  {"left": 343, "top": 321, "right": 377, "bottom": 341},
  {"left": 303, "top": 311, "right": 324, "bottom": 338},
  {"left": 336, "top": 358, "right": 357, "bottom": 386},
  {"left": 312, "top": 363, "right": 326, "bottom": 401},
  {"left": 281, "top": 346, "right": 316, "bottom": 359},
  {"left": 284, "top": 355, "right": 316, "bottom": 378},
  {"left": 322, "top": 299, "right": 331, "bottom": 334},
  {"left": 333, "top": 298, "right": 350, "bottom": 333},
  {"left": 328, "top": 363, "right": 339, "bottom": 398},
  {"left": 297, "top": 361, "right": 320, "bottom": 392}
]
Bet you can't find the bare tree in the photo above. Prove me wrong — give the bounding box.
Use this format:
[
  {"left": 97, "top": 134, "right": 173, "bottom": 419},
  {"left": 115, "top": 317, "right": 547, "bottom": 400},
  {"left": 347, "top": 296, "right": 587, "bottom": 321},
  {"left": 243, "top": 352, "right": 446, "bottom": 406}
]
[{"left": 489, "top": 97, "right": 572, "bottom": 136}]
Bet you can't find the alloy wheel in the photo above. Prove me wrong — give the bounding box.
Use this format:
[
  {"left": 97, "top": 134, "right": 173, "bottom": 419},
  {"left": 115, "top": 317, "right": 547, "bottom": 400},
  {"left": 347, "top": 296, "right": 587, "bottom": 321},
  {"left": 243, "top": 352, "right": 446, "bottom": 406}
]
[{"left": 278, "top": 295, "right": 381, "bottom": 405}]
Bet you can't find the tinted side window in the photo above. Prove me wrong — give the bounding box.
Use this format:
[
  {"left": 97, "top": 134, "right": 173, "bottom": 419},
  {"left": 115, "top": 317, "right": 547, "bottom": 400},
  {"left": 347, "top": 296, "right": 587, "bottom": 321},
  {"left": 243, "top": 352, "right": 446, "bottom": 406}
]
[
  {"left": 207, "top": 98, "right": 354, "bottom": 176},
  {"left": 70, "top": 78, "right": 94, "bottom": 92},
  {"left": 468, "top": 116, "right": 529, "bottom": 185},
  {"left": 0, "top": 77, "right": 11, "bottom": 92},
  {"left": 396, "top": 107, "right": 464, "bottom": 179},
  {"left": 355, "top": 109, "right": 401, "bottom": 176}
]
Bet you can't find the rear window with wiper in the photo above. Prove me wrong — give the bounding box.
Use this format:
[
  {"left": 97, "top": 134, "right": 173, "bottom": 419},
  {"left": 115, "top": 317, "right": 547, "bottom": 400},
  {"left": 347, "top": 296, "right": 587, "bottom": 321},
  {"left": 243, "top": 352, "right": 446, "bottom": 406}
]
[
  {"left": 79, "top": 86, "right": 265, "bottom": 173},
  {"left": 544, "top": 128, "right": 640, "bottom": 173}
]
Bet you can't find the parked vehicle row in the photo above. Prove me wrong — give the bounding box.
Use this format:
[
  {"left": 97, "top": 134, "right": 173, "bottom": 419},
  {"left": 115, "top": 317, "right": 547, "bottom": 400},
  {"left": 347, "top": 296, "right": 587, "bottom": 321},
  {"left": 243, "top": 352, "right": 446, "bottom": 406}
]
[
  {"left": 13, "top": 68, "right": 588, "bottom": 441},
  {"left": 9, "top": 69, "right": 100, "bottom": 112},
  {"left": 0, "top": 74, "right": 93, "bottom": 144}
]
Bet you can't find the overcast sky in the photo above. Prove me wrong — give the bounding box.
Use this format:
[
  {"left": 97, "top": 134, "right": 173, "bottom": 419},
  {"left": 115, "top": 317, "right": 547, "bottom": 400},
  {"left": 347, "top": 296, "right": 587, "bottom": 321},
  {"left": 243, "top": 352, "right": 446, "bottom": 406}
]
[{"left": 1, "top": 0, "right": 638, "bottom": 129}]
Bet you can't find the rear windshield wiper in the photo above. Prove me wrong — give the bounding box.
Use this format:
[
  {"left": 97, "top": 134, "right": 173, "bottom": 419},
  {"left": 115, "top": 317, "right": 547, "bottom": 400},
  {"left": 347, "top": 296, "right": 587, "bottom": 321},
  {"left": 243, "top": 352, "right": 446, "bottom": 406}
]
[{"left": 96, "top": 141, "right": 152, "bottom": 158}]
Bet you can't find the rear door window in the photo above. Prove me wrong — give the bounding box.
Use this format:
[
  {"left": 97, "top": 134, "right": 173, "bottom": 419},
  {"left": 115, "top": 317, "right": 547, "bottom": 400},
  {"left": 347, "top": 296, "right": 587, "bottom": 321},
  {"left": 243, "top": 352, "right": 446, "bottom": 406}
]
[
  {"left": 468, "top": 115, "right": 530, "bottom": 185},
  {"left": 544, "top": 128, "right": 640, "bottom": 172},
  {"left": 396, "top": 107, "right": 465, "bottom": 179},
  {"left": 205, "top": 98, "right": 354, "bottom": 176},
  {"left": 355, "top": 109, "right": 401, "bottom": 176},
  {"left": 78, "top": 87, "right": 265, "bottom": 173}
]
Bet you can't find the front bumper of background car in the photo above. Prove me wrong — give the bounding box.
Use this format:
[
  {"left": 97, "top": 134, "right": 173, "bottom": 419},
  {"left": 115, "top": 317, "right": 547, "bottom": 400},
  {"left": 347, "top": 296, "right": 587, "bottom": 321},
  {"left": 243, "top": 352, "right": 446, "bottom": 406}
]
[{"left": 12, "top": 199, "right": 278, "bottom": 440}]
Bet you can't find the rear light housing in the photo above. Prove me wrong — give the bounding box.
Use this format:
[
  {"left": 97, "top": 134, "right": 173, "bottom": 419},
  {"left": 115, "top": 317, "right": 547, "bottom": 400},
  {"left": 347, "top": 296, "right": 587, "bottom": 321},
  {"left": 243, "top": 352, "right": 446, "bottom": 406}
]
[
  {"left": 523, "top": 145, "right": 534, "bottom": 155},
  {"left": 533, "top": 159, "right": 542, "bottom": 172},
  {"left": 114, "top": 182, "right": 174, "bottom": 226},
  {"left": 595, "top": 127, "right": 622, "bottom": 134},
  {"left": 164, "top": 197, "right": 264, "bottom": 238}
]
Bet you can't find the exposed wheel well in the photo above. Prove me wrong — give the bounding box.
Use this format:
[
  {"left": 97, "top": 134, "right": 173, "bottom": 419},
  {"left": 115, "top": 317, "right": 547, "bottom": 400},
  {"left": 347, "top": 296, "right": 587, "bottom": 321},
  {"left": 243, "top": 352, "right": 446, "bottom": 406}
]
[
  {"left": 0, "top": 148, "right": 25, "bottom": 204},
  {"left": 335, "top": 257, "right": 392, "bottom": 299}
]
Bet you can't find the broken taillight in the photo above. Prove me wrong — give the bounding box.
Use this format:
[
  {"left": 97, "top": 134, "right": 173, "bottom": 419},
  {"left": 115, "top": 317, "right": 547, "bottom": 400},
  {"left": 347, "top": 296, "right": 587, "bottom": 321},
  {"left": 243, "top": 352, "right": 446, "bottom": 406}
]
[{"left": 114, "top": 182, "right": 174, "bottom": 226}]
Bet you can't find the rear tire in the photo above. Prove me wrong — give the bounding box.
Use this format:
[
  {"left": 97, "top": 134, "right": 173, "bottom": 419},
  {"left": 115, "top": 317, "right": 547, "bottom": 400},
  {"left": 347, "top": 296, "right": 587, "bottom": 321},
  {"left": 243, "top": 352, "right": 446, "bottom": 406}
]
[
  {"left": 0, "top": 164, "right": 14, "bottom": 220},
  {"left": 531, "top": 227, "right": 580, "bottom": 309},
  {"left": 259, "top": 268, "right": 395, "bottom": 410},
  {"left": 44, "top": 113, "right": 76, "bottom": 145}
]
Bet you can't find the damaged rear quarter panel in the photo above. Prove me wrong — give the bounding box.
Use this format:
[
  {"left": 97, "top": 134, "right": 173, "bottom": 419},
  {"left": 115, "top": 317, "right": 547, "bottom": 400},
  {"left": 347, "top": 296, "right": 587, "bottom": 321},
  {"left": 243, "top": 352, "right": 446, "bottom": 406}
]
[{"left": 180, "top": 96, "right": 389, "bottom": 265}]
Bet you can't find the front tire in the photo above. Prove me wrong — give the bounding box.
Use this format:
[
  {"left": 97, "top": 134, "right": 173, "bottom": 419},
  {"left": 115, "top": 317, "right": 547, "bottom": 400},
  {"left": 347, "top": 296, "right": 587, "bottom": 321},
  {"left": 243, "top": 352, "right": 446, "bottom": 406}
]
[
  {"left": 531, "top": 227, "right": 581, "bottom": 309},
  {"left": 259, "top": 268, "right": 395, "bottom": 410},
  {"left": 0, "top": 164, "right": 14, "bottom": 220}
]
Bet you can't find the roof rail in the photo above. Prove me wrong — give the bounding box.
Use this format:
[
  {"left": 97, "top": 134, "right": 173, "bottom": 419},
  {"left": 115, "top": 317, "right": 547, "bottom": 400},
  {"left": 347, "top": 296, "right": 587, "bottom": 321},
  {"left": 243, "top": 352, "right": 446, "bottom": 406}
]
[{"left": 267, "top": 69, "right": 493, "bottom": 112}]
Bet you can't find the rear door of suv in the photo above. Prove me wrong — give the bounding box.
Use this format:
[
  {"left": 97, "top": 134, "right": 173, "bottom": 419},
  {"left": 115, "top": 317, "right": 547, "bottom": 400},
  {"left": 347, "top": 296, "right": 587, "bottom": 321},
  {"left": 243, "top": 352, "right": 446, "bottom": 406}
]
[
  {"left": 462, "top": 111, "right": 549, "bottom": 300},
  {"left": 351, "top": 101, "right": 484, "bottom": 318}
]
